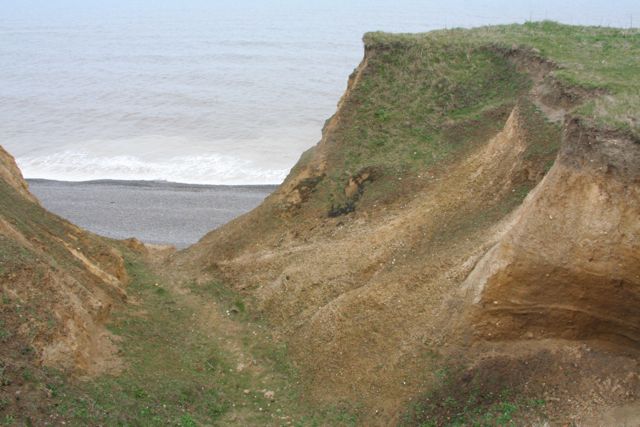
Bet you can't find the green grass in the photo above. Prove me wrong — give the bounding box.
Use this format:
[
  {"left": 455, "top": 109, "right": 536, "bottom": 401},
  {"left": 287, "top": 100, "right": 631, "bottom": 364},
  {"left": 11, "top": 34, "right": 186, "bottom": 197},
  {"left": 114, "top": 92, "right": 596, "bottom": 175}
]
[
  {"left": 0, "top": 321, "right": 11, "bottom": 344},
  {"left": 402, "top": 367, "right": 548, "bottom": 427},
  {"left": 407, "top": 393, "right": 545, "bottom": 427},
  {"left": 1, "top": 415, "right": 15, "bottom": 426},
  {"left": 482, "top": 22, "right": 640, "bottom": 135},
  {"left": 0, "top": 236, "right": 37, "bottom": 277},
  {"left": 38, "top": 254, "right": 358, "bottom": 426},
  {"left": 519, "top": 99, "right": 563, "bottom": 164},
  {"left": 320, "top": 32, "right": 530, "bottom": 211},
  {"left": 50, "top": 258, "right": 258, "bottom": 425},
  {"left": 307, "top": 22, "right": 637, "bottom": 214},
  {"left": 369, "top": 21, "right": 640, "bottom": 136},
  {"left": 187, "top": 280, "right": 247, "bottom": 318}
]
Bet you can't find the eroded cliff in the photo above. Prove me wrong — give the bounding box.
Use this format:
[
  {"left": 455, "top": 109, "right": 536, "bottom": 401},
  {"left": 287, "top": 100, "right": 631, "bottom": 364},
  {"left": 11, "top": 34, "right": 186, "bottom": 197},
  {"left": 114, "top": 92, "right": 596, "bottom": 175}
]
[
  {"left": 177, "top": 22, "right": 640, "bottom": 424},
  {"left": 1, "top": 21, "right": 638, "bottom": 426},
  {"left": 0, "top": 146, "right": 129, "bottom": 376}
]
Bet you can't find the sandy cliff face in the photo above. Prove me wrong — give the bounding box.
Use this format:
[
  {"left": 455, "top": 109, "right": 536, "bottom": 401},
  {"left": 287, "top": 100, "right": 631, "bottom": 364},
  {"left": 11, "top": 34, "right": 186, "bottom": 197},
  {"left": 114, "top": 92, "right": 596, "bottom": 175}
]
[
  {"left": 0, "top": 146, "right": 37, "bottom": 204},
  {"left": 177, "top": 33, "right": 640, "bottom": 423},
  {"left": 0, "top": 146, "right": 128, "bottom": 375},
  {"left": 467, "top": 119, "right": 640, "bottom": 344}
]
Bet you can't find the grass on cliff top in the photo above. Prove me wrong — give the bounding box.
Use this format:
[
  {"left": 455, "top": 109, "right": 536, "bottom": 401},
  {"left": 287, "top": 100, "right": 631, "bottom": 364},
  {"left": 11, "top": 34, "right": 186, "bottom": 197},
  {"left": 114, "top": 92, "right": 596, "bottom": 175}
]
[
  {"left": 367, "top": 21, "right": 640, "bottom": 136},
  {"left": 314, "top": 21, "right": 635, "bottom": 213},
  {"left": 322, "top": 34, "right": 528, "bottom": 209},
  {"left": 320, "top": 22, "right": 571, "bottom": 211},
  {"left": 334, "top": 34, "right": 528, "bottom": 173}
]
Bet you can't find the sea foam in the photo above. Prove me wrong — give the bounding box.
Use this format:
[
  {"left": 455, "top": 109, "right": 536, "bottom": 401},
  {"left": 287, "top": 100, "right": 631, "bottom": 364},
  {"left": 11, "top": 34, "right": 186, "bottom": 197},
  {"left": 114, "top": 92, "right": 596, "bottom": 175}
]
[{"left": 17, "top": 150, "right": 289, "bottom": 186}]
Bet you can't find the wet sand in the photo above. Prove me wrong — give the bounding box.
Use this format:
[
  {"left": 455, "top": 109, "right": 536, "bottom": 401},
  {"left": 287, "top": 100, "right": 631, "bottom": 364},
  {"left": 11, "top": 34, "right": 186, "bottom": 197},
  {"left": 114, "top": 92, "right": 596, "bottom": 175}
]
[{"left": 28, "top": 179, "right": 276, "bottom": 248}]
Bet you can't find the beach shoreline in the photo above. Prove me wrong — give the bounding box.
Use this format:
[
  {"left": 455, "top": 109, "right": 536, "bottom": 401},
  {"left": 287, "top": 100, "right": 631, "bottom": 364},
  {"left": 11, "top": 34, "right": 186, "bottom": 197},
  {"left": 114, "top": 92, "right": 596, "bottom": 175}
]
[{"left": 27, "top": 179, "right": 277, "bottom": 248}]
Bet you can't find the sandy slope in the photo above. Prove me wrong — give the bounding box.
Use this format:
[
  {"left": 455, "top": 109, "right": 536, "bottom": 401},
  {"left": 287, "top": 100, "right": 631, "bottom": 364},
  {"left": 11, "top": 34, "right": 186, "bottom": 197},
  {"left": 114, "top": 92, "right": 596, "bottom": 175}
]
[
  {"left": 0, "top": 146, "right": 129, "bottom": 375},
  {"left": 177, "top": 42, "right": 640, "bottom": 424}
]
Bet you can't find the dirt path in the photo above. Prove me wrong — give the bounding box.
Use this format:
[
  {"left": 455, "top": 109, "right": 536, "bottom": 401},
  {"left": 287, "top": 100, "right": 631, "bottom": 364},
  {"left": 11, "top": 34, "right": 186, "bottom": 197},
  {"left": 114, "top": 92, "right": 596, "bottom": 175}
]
[
  {"left": 168, "top": 282, "right": 295, "bottom": 425},
  {"left": 143, "top": 248, "right": 358, "bottom": 426},
  {"left": 17, "top": 247, "right": 341, "bottom": 426},
  {"left": 144, "top": 249, "right": 302, "bottom": 426}
]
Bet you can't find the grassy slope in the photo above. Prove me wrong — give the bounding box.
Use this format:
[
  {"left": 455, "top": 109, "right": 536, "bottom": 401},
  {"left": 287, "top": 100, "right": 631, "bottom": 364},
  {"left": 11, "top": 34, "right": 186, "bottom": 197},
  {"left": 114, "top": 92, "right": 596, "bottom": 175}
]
[
  {"left": 370, "top": 21, "right": 640, "bottom": 135},
  {"left": 0, "top": 165, "right": 128, "bottom": 424},
  {"left": 312, "top": 30, "right": 532, "bottom": 213},
  {"left": 0, "top": 169, "right": 126, "bottom": 358},
  {"left": 295, "top": 21, "right": 638, "bottom": 216},
  {"left": 189, "top": 22, "right": 634, "bottom": 256},
  {"left": 476, "top": 21, "right": 640, "bottom": 134},
  {"left": 2, "top": 250, "right": 359, "bottom": 426}
]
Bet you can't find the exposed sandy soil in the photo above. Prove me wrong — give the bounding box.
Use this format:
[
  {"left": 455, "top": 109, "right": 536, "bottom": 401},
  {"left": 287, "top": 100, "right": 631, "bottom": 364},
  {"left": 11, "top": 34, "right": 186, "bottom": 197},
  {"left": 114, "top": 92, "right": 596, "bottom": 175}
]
[
  {"left": 0, "top": 146, "right": 131, "bottom": 418},
  {"left": 174, "top": 46, "right": 640, "bottom": 425},
  {"left": 0, "top": 146, "right": 38, "bottom": 204}
]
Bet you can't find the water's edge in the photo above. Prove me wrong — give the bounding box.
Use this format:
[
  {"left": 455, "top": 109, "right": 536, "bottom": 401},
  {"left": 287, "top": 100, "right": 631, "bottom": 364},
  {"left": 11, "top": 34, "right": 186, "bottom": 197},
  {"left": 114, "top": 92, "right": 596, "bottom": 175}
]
[
  {"left": 27, "top": 178, "right": 279, "bottom": 191},
  {"left": 27, "top": 179, "right": 277, "bottom": 248}
]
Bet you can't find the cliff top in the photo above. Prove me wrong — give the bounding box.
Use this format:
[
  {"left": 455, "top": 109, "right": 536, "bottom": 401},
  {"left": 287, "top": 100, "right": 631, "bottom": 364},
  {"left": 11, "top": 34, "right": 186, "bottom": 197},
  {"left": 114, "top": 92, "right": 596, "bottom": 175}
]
[{"left": 365, "top": 21, "right": 640, "bottom": 138}]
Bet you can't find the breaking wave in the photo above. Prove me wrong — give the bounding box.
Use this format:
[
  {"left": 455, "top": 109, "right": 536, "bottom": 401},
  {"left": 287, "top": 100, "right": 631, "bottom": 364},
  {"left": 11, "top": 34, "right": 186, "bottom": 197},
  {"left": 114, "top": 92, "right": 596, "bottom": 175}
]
[{"left": 17, "top": 151, "right": 289, "bottom": 186}]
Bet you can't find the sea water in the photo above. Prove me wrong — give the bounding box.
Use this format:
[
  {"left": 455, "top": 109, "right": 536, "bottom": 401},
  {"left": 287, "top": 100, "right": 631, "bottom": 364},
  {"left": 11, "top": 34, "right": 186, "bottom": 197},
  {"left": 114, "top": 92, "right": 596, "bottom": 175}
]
[{"left": 1, "top": 0, "right": 636, "bottom": 185}]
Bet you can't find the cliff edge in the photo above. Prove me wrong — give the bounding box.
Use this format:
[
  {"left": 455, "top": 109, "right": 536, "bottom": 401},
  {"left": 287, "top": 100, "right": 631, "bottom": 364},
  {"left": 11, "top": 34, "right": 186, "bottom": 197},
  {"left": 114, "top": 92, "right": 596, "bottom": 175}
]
[{"left": 177, "top": 22, "right": 640, "bottom": 424}]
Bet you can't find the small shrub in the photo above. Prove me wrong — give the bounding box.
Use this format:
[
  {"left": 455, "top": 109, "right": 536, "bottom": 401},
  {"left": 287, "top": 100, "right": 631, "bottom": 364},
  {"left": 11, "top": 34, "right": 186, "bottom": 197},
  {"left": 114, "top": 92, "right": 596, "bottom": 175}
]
[
  {"left": 179, "top": 414, "right": 197, "bottom": 427},
  {"left": 21, "top": 368, "right": 34, "bottom": 382},
  {"left": 328, "top": 200, "right": 356, "bottom": 217},
  {"left": 0, "top": 322, "right": 10, "bottom": 343},
  {"left": 1, "top": 415, "right": 16, "bottom": 426}
]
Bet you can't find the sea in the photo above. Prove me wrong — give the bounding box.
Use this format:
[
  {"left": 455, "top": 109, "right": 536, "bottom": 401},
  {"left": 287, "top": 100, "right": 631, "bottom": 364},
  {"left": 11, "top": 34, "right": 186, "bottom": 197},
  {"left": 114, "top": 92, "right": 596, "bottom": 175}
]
[{"left": 2, "top": 0, "right": 635, "bottom": 186}]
